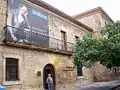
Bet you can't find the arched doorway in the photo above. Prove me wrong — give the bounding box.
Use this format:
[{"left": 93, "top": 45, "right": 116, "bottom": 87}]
[{"left": 43, "top": 64, "right": 56, "bottom": 90}]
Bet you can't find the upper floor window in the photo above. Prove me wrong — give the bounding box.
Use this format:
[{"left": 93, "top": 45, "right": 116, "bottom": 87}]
[
  {"left": 75, "top": 36, "right": 79, "bottom": 41},
  {"left": 61, "top": 31, "right": 67, "bottom": 50},
  {"left": 105, "top": 22, "right": 107, "bottom": 25},
  {"left": 6, "top": 58, "right": 19, "bottom": 81}
]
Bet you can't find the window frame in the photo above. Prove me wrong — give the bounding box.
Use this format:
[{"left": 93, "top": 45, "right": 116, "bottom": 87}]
[
  {"left": 61, "top": 30, "right": 67, "bottom": 50},
  {"left": 3, "top": 53, "right": 21, "bottom": 85},
  {"left": 6, "top": 58, "right": 19, "bottom": 81}
]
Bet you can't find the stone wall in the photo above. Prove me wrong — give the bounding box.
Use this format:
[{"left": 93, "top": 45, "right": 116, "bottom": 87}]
[
  {"left": 75, "top": 11, "right": 113, "bottom": 38},
  {"left": 0, "top": 0, "right": 7, "bottom": 85},
  {"left": 0, "top": 45, "right": 76, "bottom": 90},
  {"left": 49, "top": 15, "right": 88, "bottom": 42},
  {"left": 76, "top": 12, "right": 102, "bottom": 38},
  {"left": 0, "top": 0, "right": 7, "bottom": 40},
  {"left": 92, "top": 62, "right": 120, "bottom": 82},
  {"left": 77, "top": 13, "right": 101, "bottom": 32}
]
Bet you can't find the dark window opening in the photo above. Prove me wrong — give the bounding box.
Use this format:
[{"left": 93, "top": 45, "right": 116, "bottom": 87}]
[
  {"left": 105, "top": 22, "right": 107, "bottom": 25},
  {"left": 61, "top": 31, "right": 67, "bottom": 50},
  {"left": 77, "top": 66, "right": 83, "bottom": 76},
  {"left": 75, "top": 36, "right": 79, "bottom": 41},
  {"left": 6, "top": 58, "right": 19, "bottom": 81}
]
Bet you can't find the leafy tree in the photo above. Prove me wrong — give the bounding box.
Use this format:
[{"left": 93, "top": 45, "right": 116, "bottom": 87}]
[{"left": 74, "top": 21, "right": 120, "bottom": 68}]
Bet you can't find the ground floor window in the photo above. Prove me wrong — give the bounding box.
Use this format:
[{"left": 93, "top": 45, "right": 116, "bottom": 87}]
[
  {"left": 77, "top": 66, "right": 83, "bottom": 76},
  {"left": 6, "top": 58, "right": 19, "bottom": 81}
]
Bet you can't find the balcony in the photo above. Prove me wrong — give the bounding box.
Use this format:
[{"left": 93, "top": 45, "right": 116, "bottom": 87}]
[{"left": 3, "top": 25, "right": 74, "bottom": 54}]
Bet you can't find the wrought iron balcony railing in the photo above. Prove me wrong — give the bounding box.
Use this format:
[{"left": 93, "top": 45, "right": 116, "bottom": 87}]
[{"left": 4, "top": 25, "right": 74, "bottom": 53}]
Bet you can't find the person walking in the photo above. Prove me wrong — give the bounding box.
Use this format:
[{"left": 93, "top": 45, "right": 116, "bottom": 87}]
[{"left": 46, "top": 74, "right": 53, "bottom": 90}]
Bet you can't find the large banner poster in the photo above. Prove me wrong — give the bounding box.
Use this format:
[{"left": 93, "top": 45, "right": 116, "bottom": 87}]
[{"left": 7, "top": 0, "right": 49, "bottom": 47}]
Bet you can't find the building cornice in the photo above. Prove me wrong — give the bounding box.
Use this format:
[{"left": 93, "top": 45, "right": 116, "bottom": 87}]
[{"left": 73, "top": 7, "right": 114, "bottom": 23}]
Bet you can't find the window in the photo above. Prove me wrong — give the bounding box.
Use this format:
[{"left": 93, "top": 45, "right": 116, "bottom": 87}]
[
  {"left": 75, "top": 36, "right": 79, "bottom": 41},
  {"left": 61, "top": 31, "right": 67, "bottom": 50},
  {"left": 6, "top": 58, "right": 19, "bottom": 81},
  {"left": 77, "top": 66, "right": 83, "bottom": 76}
]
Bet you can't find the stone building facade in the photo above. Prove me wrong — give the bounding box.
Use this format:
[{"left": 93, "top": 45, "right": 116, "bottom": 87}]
[
  {"left": 73, "top": 7, "right": 120, "bottom": 82},
  {"left": 0, "top": 0, "right": 118, "bottom": 90},
  {"left": 74, "top": 7, "right": 114, "bottom": 38},
  {"left": 0, "top": 0, "right": 94, "bottom": 90}
]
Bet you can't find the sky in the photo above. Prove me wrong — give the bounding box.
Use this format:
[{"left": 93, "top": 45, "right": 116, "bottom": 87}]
[{"left": 42, "top": 0, "right": 120, "bottom": 22}]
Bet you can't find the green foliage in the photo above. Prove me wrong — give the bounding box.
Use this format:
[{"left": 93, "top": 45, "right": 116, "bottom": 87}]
[
  {"left": 101, "top": 22, "right": 120, "bottom": 38},
  {"left": 74, "top": 35, "right": 104, "bottom": 68},
  {"left": 74, "top": 21, "right": 120, "bottom": 68}
]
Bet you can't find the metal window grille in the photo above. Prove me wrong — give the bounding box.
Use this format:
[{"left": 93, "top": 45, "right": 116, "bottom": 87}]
[{"left": 6, "top": 58, "right": 19, "bottom": 81}]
